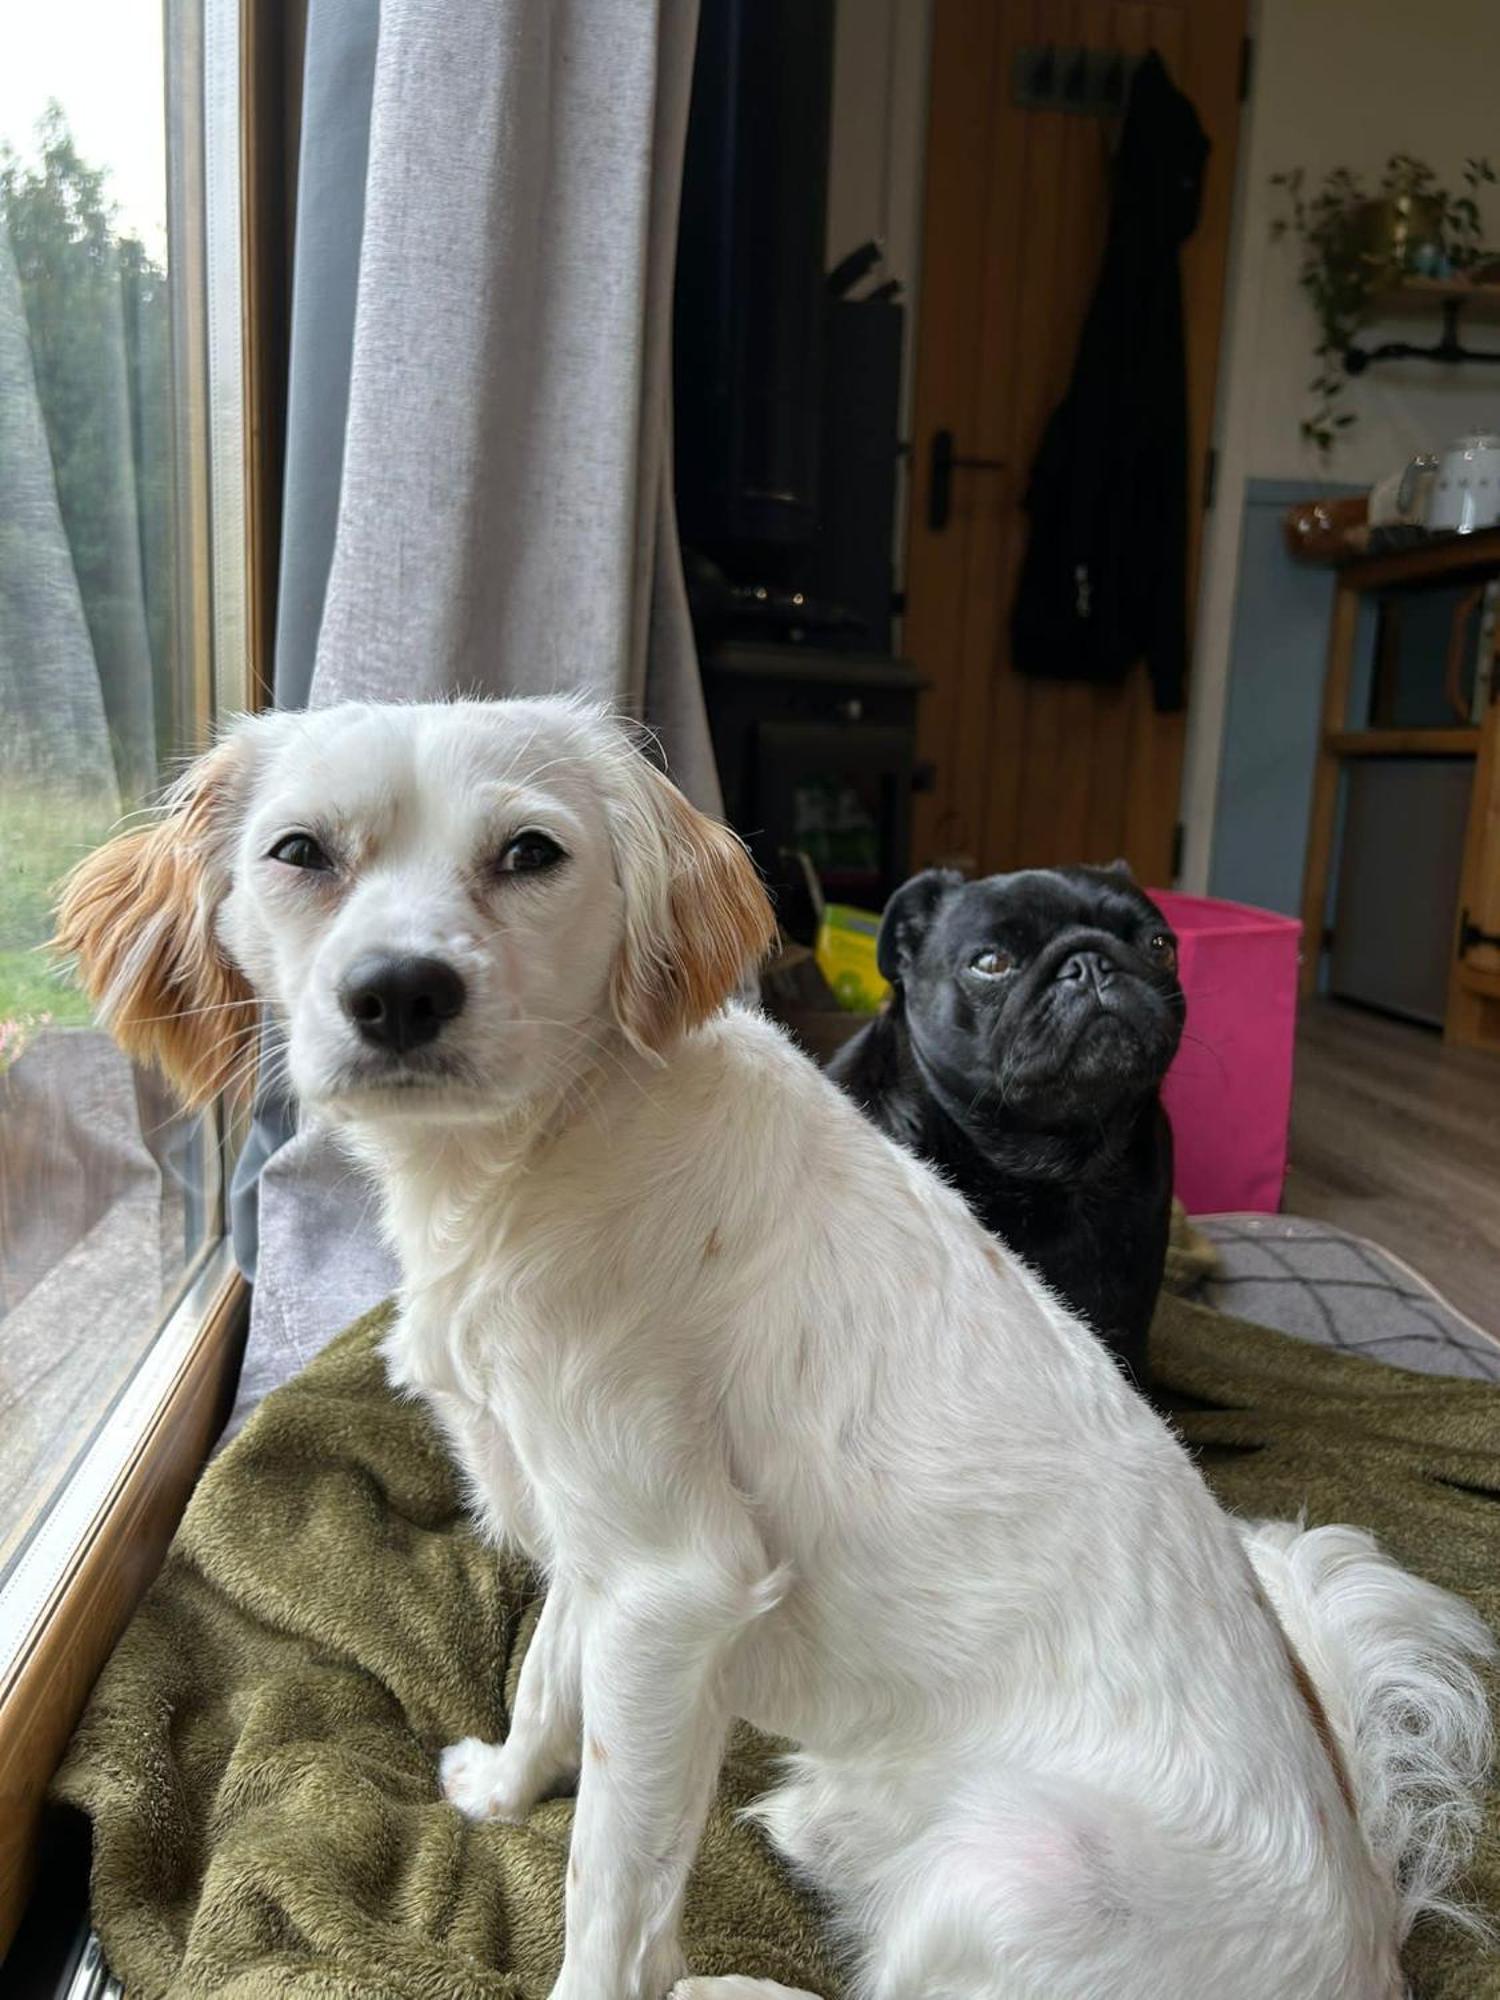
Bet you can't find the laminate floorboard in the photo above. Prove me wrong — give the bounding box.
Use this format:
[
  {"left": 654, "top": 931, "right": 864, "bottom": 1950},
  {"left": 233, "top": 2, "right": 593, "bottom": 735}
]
[{"left": 1284, "top": 1000, "right": 1500, "bottom": 1335}]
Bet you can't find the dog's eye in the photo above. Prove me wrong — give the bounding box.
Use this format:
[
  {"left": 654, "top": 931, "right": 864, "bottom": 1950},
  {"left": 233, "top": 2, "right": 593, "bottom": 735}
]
[
  {"left": 971, "top": 948, "right": 1015, "bottom": 978},
  {"left": 497, "top": 830, "right": 566, "bottom": 875},
  {"left": 268, "top": 833, "right": 333, "bottom": 872},
  {"left": 1148, "top": 932, "right": 1178, "bottom": 973}
]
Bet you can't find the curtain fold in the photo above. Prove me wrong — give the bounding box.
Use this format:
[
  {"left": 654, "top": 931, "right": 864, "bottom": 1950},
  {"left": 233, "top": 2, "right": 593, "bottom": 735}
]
[
  {"left": 232, "top": 0, "right": 709, "bottom": 1425},
  {"left": 309, "top": 0, "right": 713, "bottom": 807},
  {"left": 271, "top": 0, "right": 379, "bottom": 711},
  {"left": 227, "top": 0, "right": 378, "bottom": 1279}
]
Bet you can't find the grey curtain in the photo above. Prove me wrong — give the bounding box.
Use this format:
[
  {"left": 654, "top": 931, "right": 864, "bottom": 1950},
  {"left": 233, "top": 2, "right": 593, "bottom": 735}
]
[
  {"left": 272, "top": 0, "right": 378, "bottom": 711},
  {"left": 231, "top": 0, "right": 711, "bottom": 1425},
  {"left": 226, "top": 0, "right": 378, "bottom": 1281}
]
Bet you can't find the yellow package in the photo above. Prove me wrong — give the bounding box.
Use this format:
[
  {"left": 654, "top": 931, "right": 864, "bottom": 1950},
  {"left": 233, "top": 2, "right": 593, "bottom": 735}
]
[{"left": 814, "top": 904, "right": 890, "bottom": 1013}]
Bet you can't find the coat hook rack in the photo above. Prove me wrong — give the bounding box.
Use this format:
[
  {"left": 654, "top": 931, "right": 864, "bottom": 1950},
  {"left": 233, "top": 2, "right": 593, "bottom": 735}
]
[{"left": 1012, "top": 45, "right": 1140, "bottom": 117}]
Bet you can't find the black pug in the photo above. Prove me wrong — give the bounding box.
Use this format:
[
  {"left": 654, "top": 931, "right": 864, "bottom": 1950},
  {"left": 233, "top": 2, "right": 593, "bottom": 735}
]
[{"left": 827, "top": 865, "right": 1185, "bottom": 1390}]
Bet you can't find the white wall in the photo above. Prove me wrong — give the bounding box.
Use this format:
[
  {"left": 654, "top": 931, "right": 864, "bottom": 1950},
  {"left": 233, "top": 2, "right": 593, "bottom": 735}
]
[
  {"left": 1180, "top": 0, "right": 1500, "bottom": 891},
  {"left": 825, "top": 0, "right": 933, "bottom": 593},
  {"left": 825, "top": 0, "right": 931, "bottom": 328}
]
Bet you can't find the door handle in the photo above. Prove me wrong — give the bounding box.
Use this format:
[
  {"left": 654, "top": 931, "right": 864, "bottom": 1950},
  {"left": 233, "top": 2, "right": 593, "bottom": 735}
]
[{"left": 927, "top": 427, "right": 1006, "bottom": 532}]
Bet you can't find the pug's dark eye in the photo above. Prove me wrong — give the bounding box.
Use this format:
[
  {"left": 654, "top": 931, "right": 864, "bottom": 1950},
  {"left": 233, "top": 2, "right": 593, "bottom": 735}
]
[
  {"left": 268, "top": 832, "right": 333, "bottom": 872},
  {"left": 497, "top": 830, "right": 566, "bottom": 875},
  {"left": 1148, "top": 932, "right": 1178, "bottom": 973},
  {"left": 971, "top": 947, "right": 1016, "bottom": 978}
]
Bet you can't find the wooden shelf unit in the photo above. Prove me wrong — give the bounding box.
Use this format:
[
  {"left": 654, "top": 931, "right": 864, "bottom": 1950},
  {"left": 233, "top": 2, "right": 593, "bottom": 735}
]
[
  {"left": 1326, "top": 727, "right": 1479, "bottom": 758},
  {"left": 1299, "top": 527, "right": 1500, "bottom": 1047}
]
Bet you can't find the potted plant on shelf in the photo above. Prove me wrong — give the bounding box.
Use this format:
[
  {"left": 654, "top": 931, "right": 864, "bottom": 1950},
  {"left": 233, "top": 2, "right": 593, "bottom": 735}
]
[{"left": 1270, "top": 153, "right": 1496, "bottom": 453}]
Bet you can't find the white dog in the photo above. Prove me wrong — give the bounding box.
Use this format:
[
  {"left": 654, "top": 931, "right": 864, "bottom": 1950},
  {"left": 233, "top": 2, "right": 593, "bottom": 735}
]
[{"left": 59, "top": 698, "right": 1494, "bottom": 2000}]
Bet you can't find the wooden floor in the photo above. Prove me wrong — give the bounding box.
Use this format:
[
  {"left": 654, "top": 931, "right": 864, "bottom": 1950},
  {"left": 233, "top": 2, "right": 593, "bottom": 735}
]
[{"left": 1285, "top": 1000, "right": 1500, "bottom": 1335}]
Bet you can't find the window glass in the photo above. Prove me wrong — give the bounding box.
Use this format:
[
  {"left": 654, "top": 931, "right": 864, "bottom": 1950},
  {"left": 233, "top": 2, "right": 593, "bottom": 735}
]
[{"left": 0, "top": 3, "right": 224, "bottom": 1584}]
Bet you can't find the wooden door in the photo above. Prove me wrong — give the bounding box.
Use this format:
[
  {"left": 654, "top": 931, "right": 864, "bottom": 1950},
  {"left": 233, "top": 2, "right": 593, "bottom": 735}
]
[{"left": 905, "top": 0, "right": 1247, "bottom": 884}]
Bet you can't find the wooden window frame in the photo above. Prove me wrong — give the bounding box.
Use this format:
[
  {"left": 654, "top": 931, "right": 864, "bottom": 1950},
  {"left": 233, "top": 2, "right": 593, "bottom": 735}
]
[
  {"left": 0, "top": 1254, "right": 249, "bottom": 1952},
  {"left": 0, "top": 0, "right": 302, "bottom": 1957}
]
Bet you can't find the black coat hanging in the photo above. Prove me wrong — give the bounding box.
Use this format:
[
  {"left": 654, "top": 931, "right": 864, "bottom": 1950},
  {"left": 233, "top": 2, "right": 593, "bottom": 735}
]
[{"left": 1010, "top": 50, "right": 1209, "bottom": 714}]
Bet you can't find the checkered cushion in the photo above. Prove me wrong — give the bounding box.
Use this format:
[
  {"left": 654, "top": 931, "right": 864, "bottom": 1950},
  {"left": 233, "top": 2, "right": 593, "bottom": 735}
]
[{"left": 1196, "top": 1214, "right": 1500, "bottom": 1384}]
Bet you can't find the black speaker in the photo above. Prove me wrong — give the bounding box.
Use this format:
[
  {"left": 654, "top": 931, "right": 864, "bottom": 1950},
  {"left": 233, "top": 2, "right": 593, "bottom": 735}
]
[
  {"left": 812, "top": 295, "right": 905, "bottom": 652},
  {"left": 674, "top": 0, "right": 835, "bottom": 558}
]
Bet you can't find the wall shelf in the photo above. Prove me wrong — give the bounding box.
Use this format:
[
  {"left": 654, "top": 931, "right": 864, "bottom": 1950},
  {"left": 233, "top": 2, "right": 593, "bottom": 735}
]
[
  {"left": 1372, "top": 278, "right": 1500, "bottom": 320},
  {"left": 1346, "top": 280, "right": 1500, "bottom": 373}
]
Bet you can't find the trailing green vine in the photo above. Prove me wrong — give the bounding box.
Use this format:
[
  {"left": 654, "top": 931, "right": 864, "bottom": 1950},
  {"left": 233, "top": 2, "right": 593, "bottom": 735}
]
[{"left": 1269, "top": 154, "right": 1495, "bottom": 454}]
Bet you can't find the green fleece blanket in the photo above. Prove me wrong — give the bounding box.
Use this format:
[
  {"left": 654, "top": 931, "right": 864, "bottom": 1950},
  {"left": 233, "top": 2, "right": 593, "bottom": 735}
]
[{"left": 56, "top": 1295, "right": 1500, "bottom": 1999}]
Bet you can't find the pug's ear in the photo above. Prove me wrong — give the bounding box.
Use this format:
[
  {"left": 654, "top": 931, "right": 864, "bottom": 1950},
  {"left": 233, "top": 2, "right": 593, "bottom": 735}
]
[
  {"left": 876, "top": 869, "right": 964, "bottom": 984},
  {"left": 1102, "top": 856, "right": 1137, "bottom": 883}
]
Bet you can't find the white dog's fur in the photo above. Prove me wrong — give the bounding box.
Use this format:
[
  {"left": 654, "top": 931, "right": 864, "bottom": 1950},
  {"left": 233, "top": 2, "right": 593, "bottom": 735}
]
[{"left": 58, "top": 698, "right": 1495, "bottom": 2000}]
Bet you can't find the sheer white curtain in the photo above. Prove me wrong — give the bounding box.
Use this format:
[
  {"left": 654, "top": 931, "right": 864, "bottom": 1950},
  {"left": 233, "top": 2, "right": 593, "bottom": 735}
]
[{"left": 236, "top": 0, "right": 710, "bottom": 1421}]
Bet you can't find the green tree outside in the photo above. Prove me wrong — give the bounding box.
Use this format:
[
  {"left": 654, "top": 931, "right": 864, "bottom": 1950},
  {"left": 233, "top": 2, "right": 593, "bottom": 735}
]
[{"left": 1, "top": 106, "right": 175, "bottom": 1034}]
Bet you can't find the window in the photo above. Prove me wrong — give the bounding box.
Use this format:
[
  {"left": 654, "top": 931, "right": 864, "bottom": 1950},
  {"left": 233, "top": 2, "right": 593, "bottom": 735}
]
[{"left": 0, "top": 0, "right": 247, "bottom": 1665}]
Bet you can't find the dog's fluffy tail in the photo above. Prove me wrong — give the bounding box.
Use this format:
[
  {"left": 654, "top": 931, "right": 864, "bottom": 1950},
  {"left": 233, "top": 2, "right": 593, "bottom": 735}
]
[{"left": 1238, "top": 1518, "right": 1496, "bottom": 1941}]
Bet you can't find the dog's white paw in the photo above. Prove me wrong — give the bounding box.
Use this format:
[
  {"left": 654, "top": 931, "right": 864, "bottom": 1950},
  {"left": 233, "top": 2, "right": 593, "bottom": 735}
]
[
  {"left": 549, "top": 1954, "right": 686, "bottom": 2000},
  {"left": 438, "top": 1736, "right": 533, "bottom": 1823},
  {"left": 669, "top": 1982, "right": 823, "bottom": 1999}
]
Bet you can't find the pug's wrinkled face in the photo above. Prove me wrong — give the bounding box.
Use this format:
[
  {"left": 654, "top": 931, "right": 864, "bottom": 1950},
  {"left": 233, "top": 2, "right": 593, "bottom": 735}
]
[{"left": 878, "top": 866, "right": 1185, "bottom": 1128}]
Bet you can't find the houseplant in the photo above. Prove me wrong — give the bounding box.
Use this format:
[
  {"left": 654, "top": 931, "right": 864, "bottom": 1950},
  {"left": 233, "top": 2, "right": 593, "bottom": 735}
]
[{"left": 1270, "top": 153, "right": 1496, "bottom": 453}]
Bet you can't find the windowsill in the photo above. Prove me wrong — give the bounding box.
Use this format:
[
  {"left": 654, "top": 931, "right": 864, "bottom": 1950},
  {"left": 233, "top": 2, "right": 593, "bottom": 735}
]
[{"left": 0, "top": 1245, "right": 248, "bottom": 1959}]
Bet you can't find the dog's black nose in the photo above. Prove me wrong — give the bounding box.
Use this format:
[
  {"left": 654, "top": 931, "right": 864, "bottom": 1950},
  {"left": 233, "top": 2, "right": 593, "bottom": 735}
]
[
  {"left": 340, "top": 954, "right": 467, "bottom": 1053},
  {"left": 1056, "top": 948, "right": 1116, "bottom": 995}
]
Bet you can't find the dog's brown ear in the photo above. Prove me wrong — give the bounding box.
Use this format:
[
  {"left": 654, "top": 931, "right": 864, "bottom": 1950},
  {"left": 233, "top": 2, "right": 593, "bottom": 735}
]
[
  {"left": 610, "top": 758, "right": 776, "bottom": 1057},
  {"left": 52, "top": 740, "right": 256, "bottom": 1108}
]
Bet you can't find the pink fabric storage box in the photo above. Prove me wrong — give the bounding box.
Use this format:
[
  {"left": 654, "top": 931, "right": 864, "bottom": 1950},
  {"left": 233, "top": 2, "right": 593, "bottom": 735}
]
[{"left": 1148, "top": 891, "right": 1302, "bottom": 1215}]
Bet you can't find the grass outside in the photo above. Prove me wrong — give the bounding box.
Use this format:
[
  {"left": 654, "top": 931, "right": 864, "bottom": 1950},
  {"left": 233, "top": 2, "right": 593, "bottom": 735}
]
[{"left": 0, "top": 784, "right": 120, "bottom": 1051}]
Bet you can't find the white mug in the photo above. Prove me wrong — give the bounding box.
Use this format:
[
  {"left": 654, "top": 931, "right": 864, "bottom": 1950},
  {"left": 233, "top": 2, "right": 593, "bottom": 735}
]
[{"left": 1425, "top": 434, "right": 1500, "bottom": 535}]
